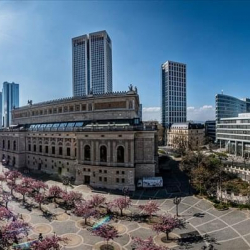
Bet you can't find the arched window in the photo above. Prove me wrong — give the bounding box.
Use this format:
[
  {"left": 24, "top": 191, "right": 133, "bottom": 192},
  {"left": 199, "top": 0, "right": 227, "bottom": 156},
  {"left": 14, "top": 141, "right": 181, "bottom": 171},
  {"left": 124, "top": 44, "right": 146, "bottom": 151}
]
[
  {"left": 2, "top": 140, "right": 5, "bottom": 149},
  {"left": 100, "top": 145, "right": 107, "bottom": 162},
  {"left": 13, "top": 141, "right": 16, "bottom": 151},
  {"left": 7, "top": 140, "right": 10, "bottom": 150},
  {"left": 117, "top": 146, "right": 125, "bottom": 163},
  {"left": 84, "top": 145, "right": 91, "bottom": 161}
]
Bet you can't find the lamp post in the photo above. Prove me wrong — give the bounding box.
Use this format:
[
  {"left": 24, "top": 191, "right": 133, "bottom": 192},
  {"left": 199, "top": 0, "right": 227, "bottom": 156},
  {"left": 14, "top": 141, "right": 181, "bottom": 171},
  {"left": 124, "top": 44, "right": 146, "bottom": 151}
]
[{"left": 173, "top": 197, "right": 181, "bottom": 217}]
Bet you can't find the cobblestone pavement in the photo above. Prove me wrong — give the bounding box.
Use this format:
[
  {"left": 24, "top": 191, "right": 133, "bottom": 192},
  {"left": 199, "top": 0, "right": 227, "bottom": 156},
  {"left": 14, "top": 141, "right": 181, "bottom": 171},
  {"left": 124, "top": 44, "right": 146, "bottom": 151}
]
[{"left": 1, "top": 165, "right": 250, "bottom": 250}]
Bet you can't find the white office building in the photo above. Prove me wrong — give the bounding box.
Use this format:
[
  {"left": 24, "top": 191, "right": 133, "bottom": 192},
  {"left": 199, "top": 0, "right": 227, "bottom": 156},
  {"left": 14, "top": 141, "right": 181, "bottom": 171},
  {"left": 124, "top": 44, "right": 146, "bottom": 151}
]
[
  {"left": 72, "top": 30, "right": 112, "bottom": 96},
  {"left": 217, "top": 113, "right": 250, "bottom": 157},
  {"left": 161, "top": 61, "right": 187, "bottom": 127}
]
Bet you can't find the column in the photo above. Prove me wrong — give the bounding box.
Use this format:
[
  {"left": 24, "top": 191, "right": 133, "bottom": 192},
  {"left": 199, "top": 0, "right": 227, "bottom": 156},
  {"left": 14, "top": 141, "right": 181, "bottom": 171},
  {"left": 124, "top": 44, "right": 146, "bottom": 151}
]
[
  {"left": 113, "top": 141, "right": 116, "bottom": 163},
  {"left": 235, "top": 141, "right": 237, "bottom": 156},
  {"left": 125, "top": 141, "right": 129, "bottom": 164},
  {"left": 130, "top": 140, "right": 134, "bottom": 166},
  {"left": 96, "top": 141, "right": 99, "bottom": 162},
  {"left": 107, "top": 141, "right": 111, "bottom": 165},
  {"left": 91, "top": 141, "right": 95, "bottom": 164},
  {"left": 242, "top": 141, "right": 244, "bottom": 157},
  {"left": 79, "top": 141, "right": 83, "bottom": 161}
]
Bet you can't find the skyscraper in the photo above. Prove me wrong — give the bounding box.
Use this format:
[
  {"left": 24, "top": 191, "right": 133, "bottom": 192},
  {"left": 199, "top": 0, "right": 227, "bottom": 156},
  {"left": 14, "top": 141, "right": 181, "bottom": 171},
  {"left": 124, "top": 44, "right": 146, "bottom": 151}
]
[
  {"left": 0, "top": 92, "right": 2, "bottom": 128},
  {"left": 72, "top": 30, "right": 112, "bottom": 96},
  {"left": 161, "top": 61, "right": 187, "bottom": 127},
  {"left": 2, "top": 82, "right": 19, "bottom": 127}
]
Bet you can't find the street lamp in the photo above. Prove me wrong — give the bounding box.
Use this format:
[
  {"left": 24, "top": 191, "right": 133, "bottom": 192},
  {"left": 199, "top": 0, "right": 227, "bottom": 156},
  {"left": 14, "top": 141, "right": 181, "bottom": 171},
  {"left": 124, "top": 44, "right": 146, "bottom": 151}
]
[{"left": 173, "top": 197, "right": 181, "bottom": 217}]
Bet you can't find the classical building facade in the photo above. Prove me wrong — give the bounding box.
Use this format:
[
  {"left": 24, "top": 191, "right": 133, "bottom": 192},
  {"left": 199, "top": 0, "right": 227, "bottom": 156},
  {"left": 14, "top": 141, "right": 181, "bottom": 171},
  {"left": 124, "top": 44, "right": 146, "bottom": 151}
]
[
  {"left": 167, "top": 122, "right": 205, "bottom": 150},
  {"left": 0, "top": 90, "right": 157, "bottom": 191}
]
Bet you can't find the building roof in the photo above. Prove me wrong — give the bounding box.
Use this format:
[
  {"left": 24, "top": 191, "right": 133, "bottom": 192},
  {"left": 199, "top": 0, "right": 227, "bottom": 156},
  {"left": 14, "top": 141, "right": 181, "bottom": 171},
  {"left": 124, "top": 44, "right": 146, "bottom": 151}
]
[{"left": 170, "top": 122, "right": 204, "bottom": 129}]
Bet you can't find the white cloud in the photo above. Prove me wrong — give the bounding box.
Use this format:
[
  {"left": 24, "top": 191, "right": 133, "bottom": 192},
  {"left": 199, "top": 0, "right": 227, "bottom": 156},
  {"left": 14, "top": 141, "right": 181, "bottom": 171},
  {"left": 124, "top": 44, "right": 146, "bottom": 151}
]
[{"left": 142, "top": 105, "right": 215, "bottom": 122}]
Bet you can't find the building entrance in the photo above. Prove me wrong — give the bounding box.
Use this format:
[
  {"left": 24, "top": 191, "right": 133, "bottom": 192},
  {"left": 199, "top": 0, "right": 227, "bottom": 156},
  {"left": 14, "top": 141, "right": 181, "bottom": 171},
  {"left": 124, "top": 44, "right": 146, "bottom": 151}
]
[{"left": 84, "top": 175, "right": 90, "bottom": 184}]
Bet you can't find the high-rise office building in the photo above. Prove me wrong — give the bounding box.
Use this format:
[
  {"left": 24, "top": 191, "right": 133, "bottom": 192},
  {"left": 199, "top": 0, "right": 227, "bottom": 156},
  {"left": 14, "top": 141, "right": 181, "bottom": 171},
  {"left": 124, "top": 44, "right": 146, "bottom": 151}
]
[
  {"left": 72, "top": 30, "right": 112, "bottom": 96},
  {"left": 161, "top": 61, "right": 187, "bottom": 127},
  {"left": 2, "top": 82, "right": 19, "bottom": 127},
  {"left": 215, "top": 94, "right": 250, "bottom": 122}
]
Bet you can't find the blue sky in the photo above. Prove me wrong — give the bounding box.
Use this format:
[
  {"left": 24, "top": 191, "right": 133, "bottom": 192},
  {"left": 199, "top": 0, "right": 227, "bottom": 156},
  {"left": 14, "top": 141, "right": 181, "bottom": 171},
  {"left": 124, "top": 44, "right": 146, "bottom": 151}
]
[{"left": 0, "top": 1, "right": 250, "bottom": 121}]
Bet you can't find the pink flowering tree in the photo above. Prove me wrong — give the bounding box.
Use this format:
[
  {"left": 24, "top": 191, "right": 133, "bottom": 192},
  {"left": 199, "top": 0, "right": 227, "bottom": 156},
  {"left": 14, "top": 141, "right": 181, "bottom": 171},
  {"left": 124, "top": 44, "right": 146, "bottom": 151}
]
[
  {"left": 32, "top": 181, "right": 48, "bottom": 194},
  {"left": 89, "top": 194, "right": 106, "bottom": 209},
  {"left": 30, "top": 234, "right": 68, "bottom": 250},
  {"left": 48, "top": 185, "right": 63, "bottom": 202},
  {"left": 74, "top": 201, "right": 97, "bottom": 225},
  {"left": 5, "top": 170, "right": 22, "bottom": 195},
  {"left": 1, "top": 220, "right": 31, "bottom": 248},
  {"left": 112, "top": 196, "right": 131, "bottom": 216},
  {"left": 153, "top": 214, "right": 185, "bottom": 241},
  {"left": 62, "top": 191, "right": 83, "bottom": 209},
  {"left": 34, "top": 193, "right": 46, "bottom": 211},
  {"left": 138, "top": 200, "right": 160, "bottom": 221},
  {"left": 132, "top": 237, "right": 169, "bottom": 250},
  {"left": 92, "top": 224, "right": 119, "bottom": 249},
  {"left": 0, "top": 192, "right": 12, "bottom": 209},
  {"left": 14, "top": 184, "right": 32, "bottom": 204},
  {"left": 0, "top": 206, "right": 13, "bottom": 220}
]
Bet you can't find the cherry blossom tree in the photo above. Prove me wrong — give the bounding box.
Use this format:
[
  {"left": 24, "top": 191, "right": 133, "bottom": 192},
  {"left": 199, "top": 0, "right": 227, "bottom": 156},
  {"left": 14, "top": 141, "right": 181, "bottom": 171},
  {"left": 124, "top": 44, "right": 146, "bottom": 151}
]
[
  {"left": 30, "top": 234, "right": 67, "bottom": 250},
  {"left": 62, "top": 191, "right": 82, "bottom": 209},
  {"left": 92, "top": 224, "right": 119, "bottom": 249},
  {"left": 132, "top": 236, "right": 169, "bottom": 250},
  {"left": 112, "top": 196, "right": 131, "bottom": 216},
  {"left": 0, "top": 206, "right": 13, "bottom": 220},
  {"left": 32, "top": 181, "right": 48, "bottom": 194},
  {"left": 34, "top": 193, "right": 46, "bottom": 211},
  {"left": 0, "top": 220, "right": 31, "bottom": 248},
  {"left": 153, "top": 215, "right": 185, "bottom": 241},
  {"left": 5, "top": 170, "right": 22, "bottom": 195},
  {"left": 14, "top": 184, "right": 32, "bottom": 204},
  {"left": 0, "top": 192, "right": 12, "bottom": 209},
  {"left": 74, "top": 201, "right": 97, "bottom": 225},
  {"left": 48, "top": 185, "right": 63, "bottom": 202},
  {"left": 89, "top": 194, "right": 106, "bottom": 208},
  {"left": 138, "top": 200, "right": 159, "bottom": 220}
]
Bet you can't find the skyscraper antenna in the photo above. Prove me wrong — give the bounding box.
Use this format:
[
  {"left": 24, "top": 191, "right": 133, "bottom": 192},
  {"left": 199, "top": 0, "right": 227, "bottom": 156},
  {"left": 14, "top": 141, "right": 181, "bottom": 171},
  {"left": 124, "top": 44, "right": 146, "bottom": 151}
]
[{"left": 221, "top": 90, "right": 223, "bottom": 95}]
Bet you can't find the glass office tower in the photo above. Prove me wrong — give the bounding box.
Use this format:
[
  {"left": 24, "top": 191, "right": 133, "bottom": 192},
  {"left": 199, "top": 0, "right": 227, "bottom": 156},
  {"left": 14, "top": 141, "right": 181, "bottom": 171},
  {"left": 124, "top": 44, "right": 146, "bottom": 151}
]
[
  {"left": 72, "top": 30, "right": 112, "bottom": 96},
  {"left": 161, "top": 61, "right": 187, "bottom": 127},
  {"left": 2, "top": 82, "right": 19, "bottom": 127}
]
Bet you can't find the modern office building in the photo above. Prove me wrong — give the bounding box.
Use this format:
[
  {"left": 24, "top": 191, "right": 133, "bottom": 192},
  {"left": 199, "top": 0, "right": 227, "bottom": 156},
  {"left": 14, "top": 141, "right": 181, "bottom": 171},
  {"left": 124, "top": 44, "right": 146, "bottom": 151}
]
[
  {"left": 215, "top": 94, "right": 250, "bottom": 122},
  {"left": 2, "top": 82, "right": 19, "bottom": 127},
  {"left": 205, "top": 120, "right": 216, "bottom": 142},
  {"left": 217, "top": 113, "right": 250, "bottom": 158},
  {"left": 72, "top": 30, "right": 112, "bottom": 96},
  {"left": 161, "top": 61, "right": 187, "bottom": 128},
  {"left": 167, "top": 122, "right": 205, "bottom": 150},
  {"left": 0, "top": 87, "right": 158, "bottom": 191}
]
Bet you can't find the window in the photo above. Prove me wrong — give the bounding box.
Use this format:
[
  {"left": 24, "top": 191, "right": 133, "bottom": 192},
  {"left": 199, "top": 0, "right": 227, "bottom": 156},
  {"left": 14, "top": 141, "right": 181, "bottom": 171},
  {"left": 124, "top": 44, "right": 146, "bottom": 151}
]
[
  {"left": 100, "top": 145, "right": 107, "bottom": 162},
  {"left": 116, "top": 171, "right": 119, "bottom": 174},
  {"left": 84, "top": 145, "right": 91, "bottom": 161},
  {"left": 59, "top": 147, "right": 63, "bottom": 155},
  {"left": 33, "top": 145, "right": 36, "bottom": 152},
  {"left": 122, "top": 178, "right": 125, "bottom": 183},
  {"left": 116, "top": 178, "right": 119, "bottom": 183},
  {"left": 2, "top": 140, "right": 5, "bottom": 149},
  {"left": 45, "top": 146, "right": 48, "bottom": 154},
  {"left": 28, "top": 144, "right": 31, "bottom": 151},
  {"left": 99, "top": 177, "right": 102, "bottom": 182},
  {"left": 39, "top": 145, "right": 42, "bottom": 153},
  {"left": 117, "top": 146, "right": 124, "bottom": 163},
  {"left": 7, "top": 140, "right": 10, "bottom": 150},
  {"left": 99, "top": 170, "right": 102, "bottom": 173},
  {"left": 67, "top": 147, "right": 71, "bottom": 156},
  {"left": 104, "top": 170, "right": 107, "bottom": 174},
  {"left": 67, "top": 168, "right": 69, "bottom": 172},
  {"left": 52, "top": 146, "right": 55, "bottom": 154},
  {"left": 13, "top": 141, "right": 16, "bottom": 151},
  {"left": 104, "top": 177, "right": 107, "bottom": 182},
  {"left": 122, "top": 171, "right": 125, "bottom": 175}
]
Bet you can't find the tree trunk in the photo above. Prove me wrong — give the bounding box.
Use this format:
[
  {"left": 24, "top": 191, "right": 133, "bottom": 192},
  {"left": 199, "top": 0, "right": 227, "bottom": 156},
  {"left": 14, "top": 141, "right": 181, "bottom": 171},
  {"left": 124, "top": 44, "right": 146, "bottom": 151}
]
[
  {"left": 85, "top": 217, "right": 87, "bottom": 225},
  {"left": 166, "top": 231, "right": 169, "bottom": 240},
  {"left": 120, "top": 209, "right": 123, "bottom": 216}
]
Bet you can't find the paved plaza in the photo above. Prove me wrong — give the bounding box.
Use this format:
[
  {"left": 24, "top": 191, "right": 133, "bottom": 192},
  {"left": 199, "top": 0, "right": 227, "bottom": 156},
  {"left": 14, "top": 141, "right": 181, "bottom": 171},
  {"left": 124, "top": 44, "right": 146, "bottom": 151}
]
[
  {"left": 1, "top": 162, "right": 250, "bottom": 250},
  {"left": 3, "top": 182, "right": 250, "bottom": 250}
]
